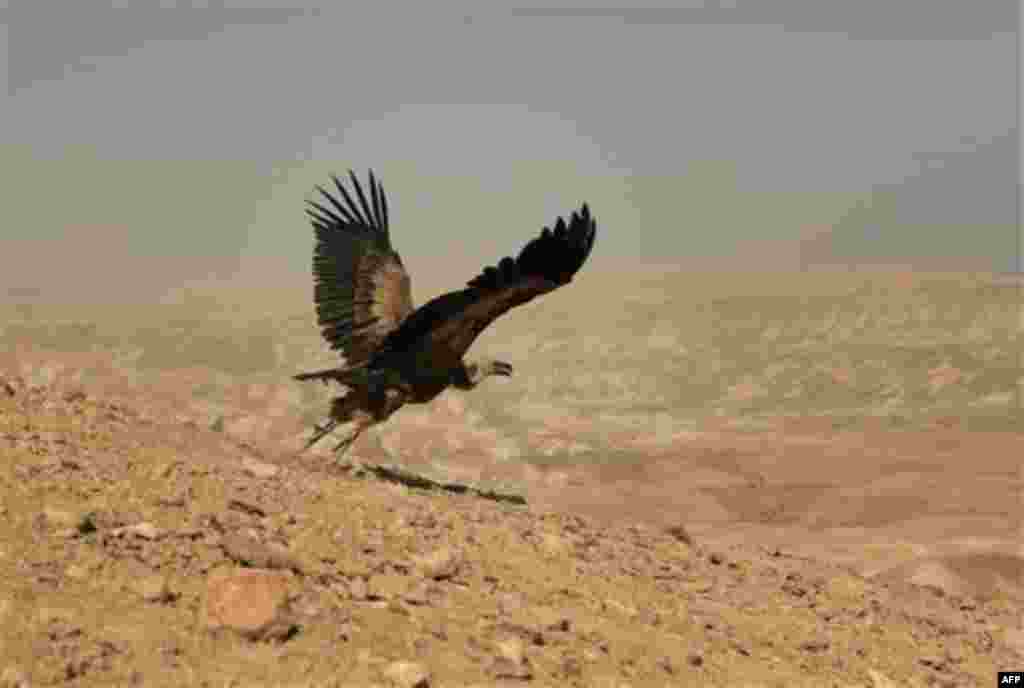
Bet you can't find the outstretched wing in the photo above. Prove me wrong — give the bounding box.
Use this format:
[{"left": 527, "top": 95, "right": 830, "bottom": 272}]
[
  {"left": 306, "top": 170, "right": 414, "bottom": 368},
  {"left": 377, "top": 204, "right": 597, "bottom": 364}
]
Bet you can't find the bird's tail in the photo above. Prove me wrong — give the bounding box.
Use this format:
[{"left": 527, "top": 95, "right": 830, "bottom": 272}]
[{"left": 293, "top": 365, "right": 366, "bottom": 386}]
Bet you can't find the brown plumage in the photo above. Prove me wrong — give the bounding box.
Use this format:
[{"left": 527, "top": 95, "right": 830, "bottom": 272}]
[{"left": 295, "top": 170, "right": 597, "bottom": 454}]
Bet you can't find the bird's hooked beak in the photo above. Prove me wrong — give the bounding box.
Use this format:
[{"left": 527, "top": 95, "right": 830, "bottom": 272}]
[{"left": 491, "top": 360, "right": 514, "bottom": 377}]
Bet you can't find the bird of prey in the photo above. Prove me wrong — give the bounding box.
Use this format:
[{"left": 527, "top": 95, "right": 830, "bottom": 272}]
[{"left": 294, "top": 170, "right": 597, "bottom": 455}]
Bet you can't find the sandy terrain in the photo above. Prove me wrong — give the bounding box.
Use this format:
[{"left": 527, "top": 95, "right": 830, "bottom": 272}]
[
  {"left": 1, "top": 269, "right": 1021, "bottom": 686},
  {"left": 0, "top": 348, "right": 1022, "bottom": 687}
]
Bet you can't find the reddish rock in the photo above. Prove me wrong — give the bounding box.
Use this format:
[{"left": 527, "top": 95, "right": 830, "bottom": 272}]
[{"left": 202, "top": 568, "right": 295, "bottom": 641}]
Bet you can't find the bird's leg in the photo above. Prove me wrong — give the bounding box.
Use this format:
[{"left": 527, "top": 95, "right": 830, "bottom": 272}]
[
  {"left": 303, "top": 416, "right": 340, "bottom": 452},
  {"left": 332, "top": 424, "right": 364, "bottom": 455}
]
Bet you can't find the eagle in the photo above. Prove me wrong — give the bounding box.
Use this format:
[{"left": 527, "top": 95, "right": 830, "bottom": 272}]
[{"left": 294, "top": 170, "right": 597, "bottom": 455}]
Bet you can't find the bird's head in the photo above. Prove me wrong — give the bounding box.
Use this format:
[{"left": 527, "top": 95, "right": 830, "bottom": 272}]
[
  {"left": 458, "top": 358, "right": 514, "bottom": 389},
  {"left": 484, "top": 358, "right": 514, "bottom": 378}
]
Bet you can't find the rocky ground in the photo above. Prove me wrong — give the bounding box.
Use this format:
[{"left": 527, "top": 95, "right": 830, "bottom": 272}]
[{"left": 0, "top": 367, "right": 1022, "bottom": 688}]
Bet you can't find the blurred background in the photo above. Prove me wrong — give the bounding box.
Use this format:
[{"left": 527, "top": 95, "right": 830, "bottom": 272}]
[{"left": 3, "top": 1, "right": 1020, "bottom": 485}]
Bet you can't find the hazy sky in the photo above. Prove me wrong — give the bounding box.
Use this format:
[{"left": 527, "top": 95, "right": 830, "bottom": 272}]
[{"left": 3, "top": 0, "right": 1019, "bottom": 288}]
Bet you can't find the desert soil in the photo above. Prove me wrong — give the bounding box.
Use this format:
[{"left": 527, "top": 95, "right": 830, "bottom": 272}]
[{"left": 0, "top": 356, "right": 1022, "bottom": 688}]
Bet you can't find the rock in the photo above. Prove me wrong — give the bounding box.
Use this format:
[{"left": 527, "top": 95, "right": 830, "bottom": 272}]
[
  {"left": 403, "top": 581, "right": 431, "bottom": 606},
  {"left": 414, "top": 546, "right": 462, "bottom": 580},
  {"left": 800, "top": 639, "right": 830, "bottom": 653},
  {"left": 561, "top": 655, "right": 583, "bottom": 678},
  {"left": 491, "top": 657, "right": 532, "bottom": 681},
  {"left": 0, "top": 666, "right": 29, "bottom": 688},
  {"left": 241, "top": 457, "right": 280, "bottom": 479},
  {"left": 382, "top": 660, "right": 431, "bottom": 688},
  {"left": 1, "top": 378, "right": 17, "bottom": 397},
  {"left": 36, "top": 606, "right": 72, "bottom": 625},
  {"left": 228, "top": 498, "right": 268, "bottom": 518},
  {"left": 532, "top": 605, "right": 571, "bottom": 632},
  {"left": 603, "top": 598, "right": 638, "bottom": 617},
  {"left": 42, "top": 507, "right": 79, "bottom": 529},
  {"left": 370, "top": 573, "right": 410, "bottom": 600},
  {"left": 496, "top": 636, "right": 526, "bottom": 664},
  {"left": 135, "top": 575, "right": 174, "bottom": 603},
  {"left": 347, "top": 577, "right": 369, "bottom": 601},
  {"left": 656, "top": 655, "right": 676, "bottom": 674},
  {"left": 665, "top": 524, "right": 694, "bottom": 545},
  {"left": 538, "top": 532, "right": 569, "bottom": 558},
  {"left": 202, "top": 568, "right": 295, "bottom": 641},
  {"left": 220, "top": 533, "right": 304, "bottom": 573},
  {"left": 497, "top": 591, "right": 526, "bottom": 616},
  {"left": 65, "top": 564, "right": 90, "bottom": 581},
  {"left": 62, "top": 388, "right": 87, "bottom": 404},
  {"left": 867, "top": 669, "right": 901, "bottom": 688},
  {"left": 112, "top": 522, "right": 162, "bottom": 540}
]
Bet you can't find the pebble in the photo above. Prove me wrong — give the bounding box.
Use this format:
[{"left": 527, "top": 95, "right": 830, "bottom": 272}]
[
  {"left": 0, "top": 666, "right": 29, "bottom": 688},
  {"left": 382, "top": 660, "right": 431, "bottom": 688},
  {"left": 136, "top": 575, "right": 174, "bottom": 603},
  {"left": 220, "top": 533, "right": 304, "bottom": 573},
  {"left": 414, "top": 546, "right": 462, "bottom": 580},
  {"left": 112, "top": 522, "right": 162, "bottom": 540},
  {"left": 241, "top": 457, "right": 280, "bottom": 479}
]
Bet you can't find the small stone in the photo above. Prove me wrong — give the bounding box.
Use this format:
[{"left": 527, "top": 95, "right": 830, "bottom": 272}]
[
  {"left": 603, "top": 598, "right": 637, "bottom": 617},
  {"left": 496, "top": 636, "right": 526, "bottom": 665},
  {"left": 62, "top": 389, "right": 87, "bottom": 404},
  {"left": 867, "top": 670, "right": 901, "bottom": 688},
  {"left": 382, "top": 660, "right": 431, "bottom": 688},
  {"left": 943, "top": 646, "right": 964, "bottom": 664},
  {"left": 538, "top": 532, "right": 568, "bottom": 558},
  {"left": 136, "top": 575, "right": 174, "bottom": 603},
  {"left": 65, "top": 564, "right": 90, "bottom": 581},
  {"left": 687, "top": 653, "right": 704, "bottom": 667},
  {"left": 241, "top": 457, "right": 280, "bottom": 479},
  {"left": 203, "top": 568, "right": 294, "bottom": 641},
  {"left": 491, "top": 656, "right": 532, "bottom": 680},
  {"left": 36, "top": 606, "right": 72, "bottom": 625},
  {"left": 665, "top": 524, "right": 694, "bottom": 545},
  {"left": 709, "top": 552, "right": 725, "bottom": 566},
  {"left": 414, "top": 546, "right": 462, "bottom": 580},
  {"left": 497, "top": 591, "right": 525, "bottom": 616},
  {"left": 561, "top": 655, "right": 583, "bottom": 677},
  {"left": 800, "top": 639, "right": 830, "bottom": 653},
  {"left": 42, "top": 507, "right": 79, "bottom": 529},
  {"left": 532, "top": 605, "right": 571, "bottom": 632},
  {"left": 347, "top": 577, "right": 368, "bottom": 601},
  {"left": 228, "top": 498, "right": 267, "bottom": 518},
  {"left": 370, "top": 573, "right": 410, "bottom": 600},
  {"left": 220, "top": 533, "right": 304, "bottom": 573},
  {"left": 403, "top": 581, "right": 431, "bottom": 606},
  {"left": 112, "top": 522, "right": 162, "bottom": 540},
  {"left": 0, "top": 665, "right": 29, "bottom": 688}
]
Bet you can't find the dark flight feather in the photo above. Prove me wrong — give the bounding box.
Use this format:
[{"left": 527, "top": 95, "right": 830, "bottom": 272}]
[
  {"left": 307, "top": 170, "right": 412, "bottom": 367},
  {"left": 373, "top": 202, "right": 596, "bottom": 363}
]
